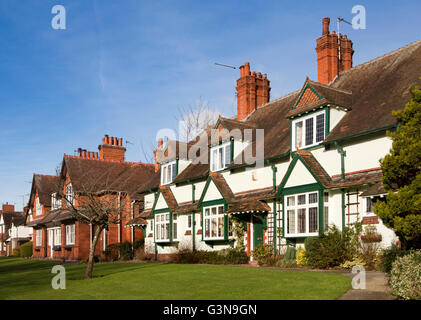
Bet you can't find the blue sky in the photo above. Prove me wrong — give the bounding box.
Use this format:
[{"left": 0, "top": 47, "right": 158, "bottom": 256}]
[{"left": 0, "top": 0, "right": 420, "bottom": 210}]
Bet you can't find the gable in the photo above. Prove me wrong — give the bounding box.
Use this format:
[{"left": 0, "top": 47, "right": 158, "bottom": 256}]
[
  {"left": 200, "top": 179, "right": 224, "bottom": 204},
  {"left": 154, "top": 192, "right": 169, "bottom": 211},
  {"left": 295, "top": 86, "right": 321, "bottom": 109},
  {"left": 284, "top": 159, "right": 317, "bottom": 189}
]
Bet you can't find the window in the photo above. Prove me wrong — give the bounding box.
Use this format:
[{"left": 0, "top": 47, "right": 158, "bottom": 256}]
[
  {"left": 66, "top": 184, "right": 75, "bottom": 206},
  {"left": 51, "top": 193, "right": 61, "bottom": 210},
  {"left": 53, "top": 228, "right": 61, "bottom": 246},
  {"left": 155, "top": 213, "right": 170, "bottom": 242},
  {"left": 365, "top": 197, "right": 374, "bottom": 215},
  {"left": 285, "top": 192, "right": 319, "bottom": 236},
  {"left": 187, "top": 215, "right": 192, "bottom": 229},
  {"left": 173, "top": 214, "right": 178, "bottom": 240},
  {"left": 203, "top": 205, "right": 225, "bottom": 240},
  {"left": 35, "top": 197, "right": 41, "bottom": 216},
  {"left": 293, "top": 111, "right": 325, "bottom": 149},
  {"left": 210, "top": 143, "right": 231, "bottom": 171},
  {"left": 36, "top": 229, "right": 42, "bottom": 246},
  {"left": 161, "top": 161, "right": 177, "bottom": 185},
  {"left": 66, "top": 224, "right": 75, "bottom": 245},
  {"left": 323, "top": 192, "right": 329, "bottom": 231}
]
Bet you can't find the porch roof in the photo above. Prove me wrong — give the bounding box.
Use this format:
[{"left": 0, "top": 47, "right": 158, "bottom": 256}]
[
  {"left": 125, "top": 216, "right": 148, "bottom": 227},
  {"left": 226, "top": 199, "right": 271, "bottom": 215}
]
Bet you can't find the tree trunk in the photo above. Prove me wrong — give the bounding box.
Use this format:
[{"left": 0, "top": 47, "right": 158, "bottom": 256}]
[{"left": 85, "top": 226, "right": 103, "bottom": 279}]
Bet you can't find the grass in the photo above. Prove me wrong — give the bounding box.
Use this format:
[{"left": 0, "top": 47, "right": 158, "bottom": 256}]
[{"left": 0, "top": 257, "right": 351, "bottom": 300}]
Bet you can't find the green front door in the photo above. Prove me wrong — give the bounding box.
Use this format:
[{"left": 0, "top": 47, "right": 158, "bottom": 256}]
[{"left": 253, "top": 217, "right": 264, "bottom": 248}]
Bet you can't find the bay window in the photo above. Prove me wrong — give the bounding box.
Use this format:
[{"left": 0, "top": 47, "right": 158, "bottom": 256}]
[
  {"left": 292, "top": 111, "right": 326, "bottom": 149},
  {"left": 161, "top": 161, "right": 177, "bottom": 185},
  {"left": 210, "top": 143, "right": 231, "bottom": 171},
  {"left": 155, "top": 212, "right": 170, "bottom": 242},
  {"left": 203, "top": 205, "right": 225, "bottom": 240},
  {"left": 285, "top": 191, "right": 319, "bottom": 236}
]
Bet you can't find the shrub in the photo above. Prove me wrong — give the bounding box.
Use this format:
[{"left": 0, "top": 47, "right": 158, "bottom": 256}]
[
  {"left": 276, "top": 258, "right": 297, "bottom": 268},
  {"left": 175, "top": 248, "right": 248, "bottom": 265},
  {"left": 118, "top": 241, "right": 133, "bottom": 260},
  {"left": 378, "top": 245, "right": 410, "bottom": 274},
  {"left": 359, "top": 242, "right": 380, "bottom": 270},
  {"left": 133, "top": 239, "right": 144, "bottom": 250},
  {"left": 20, "top": 241, "right": 33, "bottom": 258},
  {"left": 103, "top": 244, "right": 119, "bottom": 262},
  {"left": 251, "top": 244, "right": 273, "bottom": 266},
  {"left": 305, "top": 226, "right": 357, "bottom": 269},
  {"left": 296, "top": 248, "right": 308, "bottom": 266},
  {"left": 389, "top": 251, "right": 421, "bottom": 300},
  {"left": 340, "top": 257, "right": 366, "bottom": 269},
  {"left": 12, "top": 247, "right": 20, "bottom": 257}
]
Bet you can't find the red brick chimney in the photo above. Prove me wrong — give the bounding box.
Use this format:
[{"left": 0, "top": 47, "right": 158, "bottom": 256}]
[
  {"left": 153, "top": 138, "right": 163, "bottom": 172},
  {"left": 2, "top": 202, "right": 15, "bottom": 212},
  {"left": 236, "top": 62, "right": 271, "bottom": 121},
  {"left": 98, "top": 135, "right": 126, "bottom": 162},
  {"left": 315, "top": 17, "right": 354, "bottom": 84}
]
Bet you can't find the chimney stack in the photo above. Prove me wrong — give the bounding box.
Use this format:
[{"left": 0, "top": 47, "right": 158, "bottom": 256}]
[
  {"left": 2, "top": 202, "right": 15, "bottom": 212},
  {"left": 315, "top": 17, "right": 354, "bottom": 84},
  {"left": 236, "top": 62, "right": 271, "bottom": 121},
  {"left": 98, "top": 135, "right": 126, "bottom": 162},
  {"left": 154, "top": 139, "right": 164, "bottom": 172}
]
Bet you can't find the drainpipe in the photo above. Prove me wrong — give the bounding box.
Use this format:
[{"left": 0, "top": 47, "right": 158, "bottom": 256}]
[
  {"left": 271, "top": 164, "right": 277, "bottom": 192},
  {"left": 334, "top": 142, "right": 347, "bottom": 230},
  {"left": 192, "top": 183, "right": 196, "bottom": 251},
  {"left": 273, "top": 200, "right": 277, "bottom": 256},
  {"left": 118, "top": 192, "right": 121, "bottom": 244}
]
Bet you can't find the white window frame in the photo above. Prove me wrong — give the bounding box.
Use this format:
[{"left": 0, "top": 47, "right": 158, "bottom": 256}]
[
  {"left": 210, "top": 142, "right": 231, "bottom": 172},
  {"left": 66, "top": 183, "right": 75, "bottom": 206},
  {"left": 35, "top": 197, "right": 42, "bottom": 216},
  {"left": 173, "top": 214, "right": 178, "bottom": 241},
  {"left": 66, "top": 224, "right": 75, "bottom": 245},
  {"left": 49, "top": 227, "right": 61, "bottom": 246},
  {"left": 363, "top": 197, "right": 376, "bottom": 216},
  {"left": 203, "top": 204, "right": 225, "bottom": 240},
  {"left": 161, "top": 161, "right": 177, "bottom": 185},
  {"left": 36, "top": 229, "right": 42, "bottom": 247},
  {"left": 51, "top": 193, "right": 61, "bottom": 210},
  {"left": 284, "top": 191, "right": 319, "bottom": 237},
  {"left": 292, "top": 110, "right": 326, "bottom": 149},
  {"left": 155, "top": 212, "right": 170, "bottom": 243}
]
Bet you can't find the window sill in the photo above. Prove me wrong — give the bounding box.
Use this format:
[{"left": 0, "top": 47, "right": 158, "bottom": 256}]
[
  {"left": 284, "top": 233, "right": 319, "bottom": 238},
  {"left": 52, "top": 246, "right": 62, "bottom": 251},
  {"left": 185, "top": 230, "right": 192, "bottom": 236}
]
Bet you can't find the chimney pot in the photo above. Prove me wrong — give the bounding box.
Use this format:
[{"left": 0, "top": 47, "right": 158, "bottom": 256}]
[
  {"left": 118, "top": 138, "right": 123, "bottom": 146},
  {"left": 244, "top": 62, "right": 250, "bottom": 75},
  {"left": 322, "top": 17, "right": 330, "bottom": 35}
]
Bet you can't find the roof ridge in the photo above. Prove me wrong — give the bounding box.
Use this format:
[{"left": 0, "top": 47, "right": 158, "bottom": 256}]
[
  {"left": 243, "top": 89, "right": 301, "bottom": 121},
  {"left": 333, "top": 39, "right": 421, "bottom": 80},
  {"left": 34, "top": 174, "right": 58, "bottom": 178},
  {"left": 64, "top": 154, "right": 146, "bottom": 166}
]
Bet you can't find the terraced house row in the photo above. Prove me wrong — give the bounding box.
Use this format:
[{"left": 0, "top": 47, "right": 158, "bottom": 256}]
[{"left": 19, "top": 17, "right": 421, "bottom": 261}]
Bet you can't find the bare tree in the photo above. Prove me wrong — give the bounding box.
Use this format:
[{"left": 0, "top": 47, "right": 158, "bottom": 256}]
[
  {"left": 56, "top": 161, "right": 133, "bottom": 279},
  {"left": 176, "top": 97, "right": 220, "bottom": 143}
]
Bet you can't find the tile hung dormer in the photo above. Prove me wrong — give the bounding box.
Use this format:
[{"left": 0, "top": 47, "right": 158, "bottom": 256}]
[{"left": 287, "top": 78, "right": 352, "bottom": 151}]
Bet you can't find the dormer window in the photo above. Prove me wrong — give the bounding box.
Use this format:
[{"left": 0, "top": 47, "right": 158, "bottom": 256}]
[
  {"left": 292, "top": 110, "right": 325, "bottom": 149},
  {"left": 51, "top": 193, "right": 61, "bottom": 210},
  {"left": 161, "top": 161, "right": 177, "bottom": 185},
  {"left": 210, "top": 142, "right": 231, "bottom": 172},
  {"left": 66, "top": 183, "right": 75, "bottom": 206}
]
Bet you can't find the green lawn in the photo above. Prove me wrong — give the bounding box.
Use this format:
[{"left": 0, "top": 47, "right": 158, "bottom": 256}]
[{"left": 0, "top": 257, "right": 351, "bottom": 300}]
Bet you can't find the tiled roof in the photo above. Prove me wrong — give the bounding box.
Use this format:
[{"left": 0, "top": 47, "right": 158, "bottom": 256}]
[
  {"left": 329, "top": 169, "right": 383, "bottom": 189},
  {"left": 226, "top": 199, "right": 271, "bottom": 214},
  {"left": 159, "top": 186, "right": 178, "bottom": 212},
  {"left": 63, "top": 156, "right": 159, "bottom": 197},
  {"left": 296, "top": 149, "right": 333, "bottom": 187},
  {"left": 2, "top": 211, "right": 26, "bottom": 229},
  {"left": 125, "top": 216, "right": 148, "bottom": 226},
  {"left": 209, "top": 172, "right": 235, "bottom": 202},
  {"left": 31, "top": 174, "right": 60, "bottom": 207},
  {"left": 26, "top": 209, "right": 74, "bottom": 227},
  {"left": 360, "top": 181, "right": 386, "bottom": 197}
]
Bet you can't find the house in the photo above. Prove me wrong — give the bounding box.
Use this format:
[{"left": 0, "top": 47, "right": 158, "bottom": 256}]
[
  {"left": 0, "top": 203, "right": 32, "bottom": 256},
  {"left": 134, "top": 17, "right": 421, "bottom": 261},
  {"left": 26, "top": 135, "right": 159, "bottom": 260}
]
